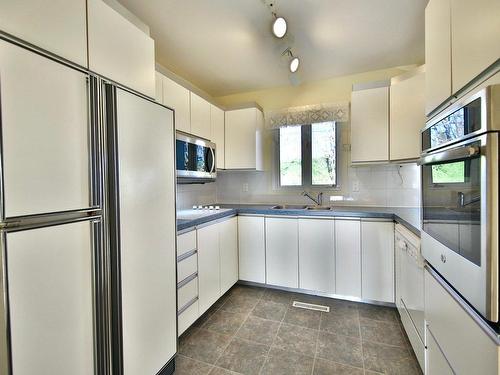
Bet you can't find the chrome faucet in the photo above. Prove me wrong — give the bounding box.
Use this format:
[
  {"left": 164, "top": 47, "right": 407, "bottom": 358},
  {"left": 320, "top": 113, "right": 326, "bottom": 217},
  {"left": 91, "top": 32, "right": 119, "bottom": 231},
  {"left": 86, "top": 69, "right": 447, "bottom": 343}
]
[
  {"left": 303, "top": 191, "right": 323, "bottom": 206},
  {"left": 457, "top": 192, "right": 480, "bottom": 207}
]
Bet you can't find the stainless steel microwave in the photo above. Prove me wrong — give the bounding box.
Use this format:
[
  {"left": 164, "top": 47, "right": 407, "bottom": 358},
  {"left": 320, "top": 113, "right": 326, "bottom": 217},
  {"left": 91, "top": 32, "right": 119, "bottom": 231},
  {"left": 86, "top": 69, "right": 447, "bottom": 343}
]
[
  {"left": 176, "top": 132, "right": 216, "bottom": 183},
  {"left": 419, "top": 85, "right": 500, "bottom": 322}
]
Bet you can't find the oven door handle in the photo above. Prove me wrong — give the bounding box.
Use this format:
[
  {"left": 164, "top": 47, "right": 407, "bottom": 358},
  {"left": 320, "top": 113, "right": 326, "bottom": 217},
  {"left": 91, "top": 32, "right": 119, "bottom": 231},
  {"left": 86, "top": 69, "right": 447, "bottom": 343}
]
[{"left": 418, "top": 145, "right": 480, "bottom": 165}]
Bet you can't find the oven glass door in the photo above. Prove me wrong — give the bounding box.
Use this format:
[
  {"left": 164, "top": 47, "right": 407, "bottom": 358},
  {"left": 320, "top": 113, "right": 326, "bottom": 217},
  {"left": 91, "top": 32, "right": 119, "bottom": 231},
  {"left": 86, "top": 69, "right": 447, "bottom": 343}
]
[
  {"left": 421, "top": 139, "right": 482, "bottom": 266},
  {"left": 176, "top": 139, "right": 215, "bottom": 178}
]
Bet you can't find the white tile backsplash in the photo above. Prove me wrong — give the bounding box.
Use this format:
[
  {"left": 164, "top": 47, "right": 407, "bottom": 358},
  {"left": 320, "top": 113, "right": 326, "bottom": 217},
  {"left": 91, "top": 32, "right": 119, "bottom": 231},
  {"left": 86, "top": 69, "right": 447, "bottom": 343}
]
[
  {"left": 176, "top": 182, "right": 217, "bottom": 210},
  {"left": 213, "top": 163, "right": 420, "bottom": 208},
  {"left": 177, "top": 163, "right": 420, "bottom": 209}
]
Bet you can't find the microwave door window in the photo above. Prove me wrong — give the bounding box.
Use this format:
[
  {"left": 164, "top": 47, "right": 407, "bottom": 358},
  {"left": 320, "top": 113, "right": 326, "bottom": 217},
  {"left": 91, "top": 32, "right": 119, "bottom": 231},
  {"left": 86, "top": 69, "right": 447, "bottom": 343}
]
[
  {"left": 196, "top": 145, "right": 207, "bottom": 172},
  {"left": 176, "top": 140, "right": 198, "bottom": 171},
  {"left": 422, "top": 153, "right": 481, "bottom": 266}
]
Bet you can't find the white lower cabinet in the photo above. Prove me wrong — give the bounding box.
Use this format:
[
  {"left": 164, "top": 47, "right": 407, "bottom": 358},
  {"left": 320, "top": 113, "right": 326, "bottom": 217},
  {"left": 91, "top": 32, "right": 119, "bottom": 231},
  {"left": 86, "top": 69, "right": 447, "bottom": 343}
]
[
  {"left": 426, "top": 327, "right": 454, "bottom": 375},
  {"left": 197, "top": 224, "right": 220, "bottom": 315},
  {"left": 424, "top": 268, "right": 499, "bottom": 374},
  {"left": 238, "top": 216, "right": 266, "bottom": 283},
  {"left": 335, "top": 219, "right": 362, "bottom": 298},
  {"left": 178, "top": 301, "right": 199, "bottom": 336},
  {"left": 219, "top": 217, "right": 238, "bottom": 295},
  {"left": 361, "top": 220, "right": 395, "bottom": 302},
  {"left": 298, "top": 218, "right": 335, "bottom": 293},
  {"left": 265, "top": 218, "right": 299, "bottom": 288},
  {"left": 179, "top": 217, "right": 238, "bottom": 332}
]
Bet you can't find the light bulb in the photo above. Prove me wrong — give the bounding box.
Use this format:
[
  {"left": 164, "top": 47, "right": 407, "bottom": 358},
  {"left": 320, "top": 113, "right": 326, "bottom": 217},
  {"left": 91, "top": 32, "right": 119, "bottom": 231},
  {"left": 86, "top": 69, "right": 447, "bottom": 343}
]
[
  {"left": 272, "top": 17, "right": 287, "bottom": 38},
  {"left": 289, "top": 57, "right": 300, "bottom": 73}
]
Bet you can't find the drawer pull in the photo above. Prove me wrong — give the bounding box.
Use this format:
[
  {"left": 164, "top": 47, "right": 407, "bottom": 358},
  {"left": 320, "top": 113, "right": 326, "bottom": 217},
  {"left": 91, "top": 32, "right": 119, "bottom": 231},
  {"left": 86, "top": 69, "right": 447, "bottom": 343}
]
[
  {"left": 177, "top": 249, "right": 197, "bottom": 262},
  {"left": 177, "top": 272, "right": 198, "bottom": 289},
  {"left": 178, "top": 296, "right": 199, "bottom": 315}
]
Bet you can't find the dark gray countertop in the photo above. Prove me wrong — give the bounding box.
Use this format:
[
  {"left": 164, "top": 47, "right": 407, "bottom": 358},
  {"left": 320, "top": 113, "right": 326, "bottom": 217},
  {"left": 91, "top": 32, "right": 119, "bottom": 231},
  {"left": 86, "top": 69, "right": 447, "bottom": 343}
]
[{"left": 177, "top": 204, "right": 421, "bottom": 235}]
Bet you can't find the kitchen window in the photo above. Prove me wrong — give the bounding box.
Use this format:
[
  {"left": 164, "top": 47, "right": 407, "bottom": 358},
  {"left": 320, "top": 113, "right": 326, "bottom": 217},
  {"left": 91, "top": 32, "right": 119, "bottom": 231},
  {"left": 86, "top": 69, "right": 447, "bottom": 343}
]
[{"left": 278, "top": 121, "right": 337, "bottom": 187}]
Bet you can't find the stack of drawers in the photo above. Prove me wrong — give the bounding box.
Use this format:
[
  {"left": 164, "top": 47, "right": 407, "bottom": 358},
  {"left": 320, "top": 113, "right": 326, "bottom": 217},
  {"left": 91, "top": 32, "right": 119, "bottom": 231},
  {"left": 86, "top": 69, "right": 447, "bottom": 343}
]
[{"left": 177, "top": 229, "right": 199, "bottom": 335}]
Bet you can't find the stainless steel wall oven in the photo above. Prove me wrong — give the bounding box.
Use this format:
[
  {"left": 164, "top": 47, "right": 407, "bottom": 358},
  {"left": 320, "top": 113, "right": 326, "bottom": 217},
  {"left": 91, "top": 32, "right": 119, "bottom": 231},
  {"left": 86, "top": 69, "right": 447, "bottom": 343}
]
[{"left": 420, "top": 85, "right": 500, "bottom": 322}]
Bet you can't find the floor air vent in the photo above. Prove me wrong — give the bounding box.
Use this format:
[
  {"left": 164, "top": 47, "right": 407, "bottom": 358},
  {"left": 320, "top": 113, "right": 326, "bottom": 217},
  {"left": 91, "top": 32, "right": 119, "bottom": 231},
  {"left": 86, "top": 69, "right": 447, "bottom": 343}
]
[{"left": 292, "top": 301, "right": 330, "bottom": 313}]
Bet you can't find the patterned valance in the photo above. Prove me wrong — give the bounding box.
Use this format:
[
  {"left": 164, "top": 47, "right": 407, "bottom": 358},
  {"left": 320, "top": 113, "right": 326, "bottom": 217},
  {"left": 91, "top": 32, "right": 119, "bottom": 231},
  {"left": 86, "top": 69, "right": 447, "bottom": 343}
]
[{"left": 264, "top": 102, "right": 349, "bottom": 129}]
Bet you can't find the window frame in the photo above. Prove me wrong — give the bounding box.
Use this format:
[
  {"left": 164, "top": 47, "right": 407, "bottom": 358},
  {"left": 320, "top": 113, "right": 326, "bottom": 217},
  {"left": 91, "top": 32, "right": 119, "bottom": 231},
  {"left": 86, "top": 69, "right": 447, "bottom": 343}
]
[{"left": 275, "top": 122, "right": 339, "bottom": 189}]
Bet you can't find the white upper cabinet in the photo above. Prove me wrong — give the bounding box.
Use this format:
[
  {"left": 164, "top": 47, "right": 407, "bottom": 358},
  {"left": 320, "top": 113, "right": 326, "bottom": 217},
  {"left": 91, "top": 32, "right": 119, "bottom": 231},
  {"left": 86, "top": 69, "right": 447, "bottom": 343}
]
[
  {"left": 160, "top": 73, "right": 191, "bottom": 133},
  {"left": 154, "top": 71, "right": 163, "bottom": 103},
  {"left": 225, "top": 107, "right": 264, "bottom": 170},
  {"left": 0, "top": 0, "right": 87, "bottom": 66},
  {"left": 335, "top": 219, "right": 361, "bottom": 298},
  {"left": 390, "top": 68, "right": 426, "bottom": 161},
  {"left": 87, "top": 0, "right": 156, "bottom": 98},
  {"left": 361, "top": 220, "right": 395, "bottom": 303},
  {"left": 425, "top": 0, "right": 452, "bottom": 115},
  {"left": 190, "top": 92, "right": 211, "bottom": 139},
  {"left": 451, "top": 0, "right": 500, "bottom": 92},
  {"left": 211, "top": 105, "right": 225, "bottom": 169},
  {"left": 298, "top": 219, "right": 335, "bottom": 294},
  {"left": 0, "top": 40, "right": 91, "bottom": 218},
  {"left": 351, "top": 84, "right": 390, "bottom": 164},
  {"left": 238, "top": 216, "right": 266, "bottom": 283},
  {"left": 265, "top": 217, "right": 299, "bottom": 288}
]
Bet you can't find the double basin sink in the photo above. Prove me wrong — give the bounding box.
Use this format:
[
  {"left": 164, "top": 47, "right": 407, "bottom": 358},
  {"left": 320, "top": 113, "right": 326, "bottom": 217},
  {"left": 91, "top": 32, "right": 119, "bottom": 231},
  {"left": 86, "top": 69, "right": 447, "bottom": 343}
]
[{"left": 271, "top": 204, "right": 334, "bottom": 211}]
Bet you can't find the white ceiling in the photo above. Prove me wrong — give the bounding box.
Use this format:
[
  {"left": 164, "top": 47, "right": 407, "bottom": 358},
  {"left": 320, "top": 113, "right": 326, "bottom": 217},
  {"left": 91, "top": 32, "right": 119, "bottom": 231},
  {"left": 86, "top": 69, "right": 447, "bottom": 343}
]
[{"left": 118, "top": 0, "right": 427, "bottom": 97}]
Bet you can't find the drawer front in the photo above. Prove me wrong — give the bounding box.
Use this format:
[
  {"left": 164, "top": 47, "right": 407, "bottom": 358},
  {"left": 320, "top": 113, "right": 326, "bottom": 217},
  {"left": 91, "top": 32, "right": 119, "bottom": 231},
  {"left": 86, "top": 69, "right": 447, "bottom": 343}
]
[
  {"left": 399, "top": 302, "right": 424, "bottom": 371},
  {"left": 177, "top": 252, "right": 198, "bottom": 282},
  {"left": 424, "top": 268, "right": 498, "bottom": 374},
  {"left": 177, "top": 230, "right": 196, "bottom": 257},
  {"left": 178, "top": 300, "right": 199, "bottom": 336},
  {"left": 178, "top": 276, "right": 198, "bottom": 309}
]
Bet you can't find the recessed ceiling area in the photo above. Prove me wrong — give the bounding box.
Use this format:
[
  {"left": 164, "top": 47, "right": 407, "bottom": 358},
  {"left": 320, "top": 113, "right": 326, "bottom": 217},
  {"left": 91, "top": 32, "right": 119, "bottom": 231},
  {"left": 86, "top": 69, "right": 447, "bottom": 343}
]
[{"left": 117, "top": 0, "right": 428, "bottom": 97}]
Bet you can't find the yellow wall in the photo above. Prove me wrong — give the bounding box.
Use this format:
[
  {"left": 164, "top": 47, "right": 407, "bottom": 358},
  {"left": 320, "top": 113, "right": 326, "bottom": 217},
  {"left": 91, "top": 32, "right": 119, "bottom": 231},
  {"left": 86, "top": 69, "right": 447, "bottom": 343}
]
[
  {"left": 215, "top": 66, "right": 411, "bottom": 110},
  {"left": 215, "top": 65, "right": 412, "bottom": 176}
]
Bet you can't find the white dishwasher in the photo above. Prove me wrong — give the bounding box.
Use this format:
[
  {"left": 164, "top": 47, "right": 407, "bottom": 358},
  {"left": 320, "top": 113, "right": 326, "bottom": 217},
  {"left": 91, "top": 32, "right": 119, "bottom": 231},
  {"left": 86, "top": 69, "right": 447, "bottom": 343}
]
[{"left": 395, "top": 224, "right": 424, "bottom": 371}]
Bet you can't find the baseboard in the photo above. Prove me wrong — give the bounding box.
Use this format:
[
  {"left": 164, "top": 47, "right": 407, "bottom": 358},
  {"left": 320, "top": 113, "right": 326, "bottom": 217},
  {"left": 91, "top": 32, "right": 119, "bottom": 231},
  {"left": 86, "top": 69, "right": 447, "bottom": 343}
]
[{"left": 237, "top": 280, "right": 396, "bottom": 308}]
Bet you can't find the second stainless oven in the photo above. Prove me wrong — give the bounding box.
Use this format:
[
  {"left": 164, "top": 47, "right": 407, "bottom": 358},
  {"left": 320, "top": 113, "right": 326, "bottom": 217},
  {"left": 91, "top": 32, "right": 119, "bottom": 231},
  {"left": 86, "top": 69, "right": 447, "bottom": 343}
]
[{"left": 420, "top": 85, "right": 500, "bottom": 322}]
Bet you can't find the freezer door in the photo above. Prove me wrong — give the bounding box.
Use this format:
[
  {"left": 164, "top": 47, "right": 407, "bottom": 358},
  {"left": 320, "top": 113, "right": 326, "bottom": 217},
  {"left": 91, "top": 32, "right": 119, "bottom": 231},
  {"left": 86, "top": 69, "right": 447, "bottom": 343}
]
[
  {"left": 0, "top": 39, "right": 95, "bottom": 218},
  {"left": 4, "top": 220, "right": 96, "bottom": 375},
  {"left": 112, "top": 87, "right": 176, "bottom": 375}
]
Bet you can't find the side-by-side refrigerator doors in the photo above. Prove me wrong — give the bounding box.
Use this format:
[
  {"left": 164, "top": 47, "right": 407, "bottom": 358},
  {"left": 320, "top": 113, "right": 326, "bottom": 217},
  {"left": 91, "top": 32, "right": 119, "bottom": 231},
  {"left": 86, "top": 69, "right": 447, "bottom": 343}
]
[
  {"left": 0, "top": 39, "right": 103, "bottom": 375},
  {"left": 106, "top": 85, "right": 177, "bottom": 375}
]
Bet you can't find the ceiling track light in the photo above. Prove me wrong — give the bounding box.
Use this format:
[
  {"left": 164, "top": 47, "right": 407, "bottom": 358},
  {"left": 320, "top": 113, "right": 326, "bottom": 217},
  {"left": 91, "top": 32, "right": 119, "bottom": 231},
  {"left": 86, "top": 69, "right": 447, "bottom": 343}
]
[
  {"left": 283, "top": 48, "right": 300, "bottom": 73},
  {"left": 272, "top": 12, "right": 287, "bottom": 38}
]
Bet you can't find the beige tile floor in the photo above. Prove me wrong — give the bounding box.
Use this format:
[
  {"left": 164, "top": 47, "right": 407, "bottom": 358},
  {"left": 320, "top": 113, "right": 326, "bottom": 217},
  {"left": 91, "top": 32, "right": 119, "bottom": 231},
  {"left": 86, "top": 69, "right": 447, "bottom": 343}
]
[{"left": 176, "top": 285, "right": 422, "bottom": 375}]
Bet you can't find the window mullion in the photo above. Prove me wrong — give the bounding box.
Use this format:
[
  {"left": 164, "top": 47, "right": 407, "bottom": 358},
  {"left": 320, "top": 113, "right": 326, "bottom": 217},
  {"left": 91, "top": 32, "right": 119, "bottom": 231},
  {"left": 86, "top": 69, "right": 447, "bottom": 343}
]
[{"left": 302, "top": 125, "right": 312, "bottom": 187}]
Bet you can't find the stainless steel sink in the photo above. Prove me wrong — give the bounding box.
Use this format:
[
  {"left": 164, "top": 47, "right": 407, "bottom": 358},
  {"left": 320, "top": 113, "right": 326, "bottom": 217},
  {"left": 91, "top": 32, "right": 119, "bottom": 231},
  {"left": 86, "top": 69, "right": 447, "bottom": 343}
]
[
  {"left": 306, "top": 206, "right": 333, "bottom": 211},
  {"left": 271, "top": 205, "right": 308, "bottom": 210}
]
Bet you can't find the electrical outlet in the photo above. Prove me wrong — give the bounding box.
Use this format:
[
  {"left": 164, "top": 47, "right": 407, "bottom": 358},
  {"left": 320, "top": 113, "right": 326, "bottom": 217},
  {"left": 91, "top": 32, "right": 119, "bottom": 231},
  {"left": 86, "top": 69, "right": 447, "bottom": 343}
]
[
  {"left": 242, "top": 183, "right": 249, "bottom": 192},
  {"left": 352, "top": 180, "right": 360, "bottom": 192}
]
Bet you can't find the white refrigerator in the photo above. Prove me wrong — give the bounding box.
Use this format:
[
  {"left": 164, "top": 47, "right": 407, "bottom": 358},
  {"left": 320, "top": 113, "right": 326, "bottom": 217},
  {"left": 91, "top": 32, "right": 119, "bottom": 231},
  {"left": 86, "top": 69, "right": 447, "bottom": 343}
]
[
  {"left": 105, "top": 85, "right": 177, "bottom": 375},
  {"left": 0, "top": 37, "right": 177, "bottom": 375}
]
